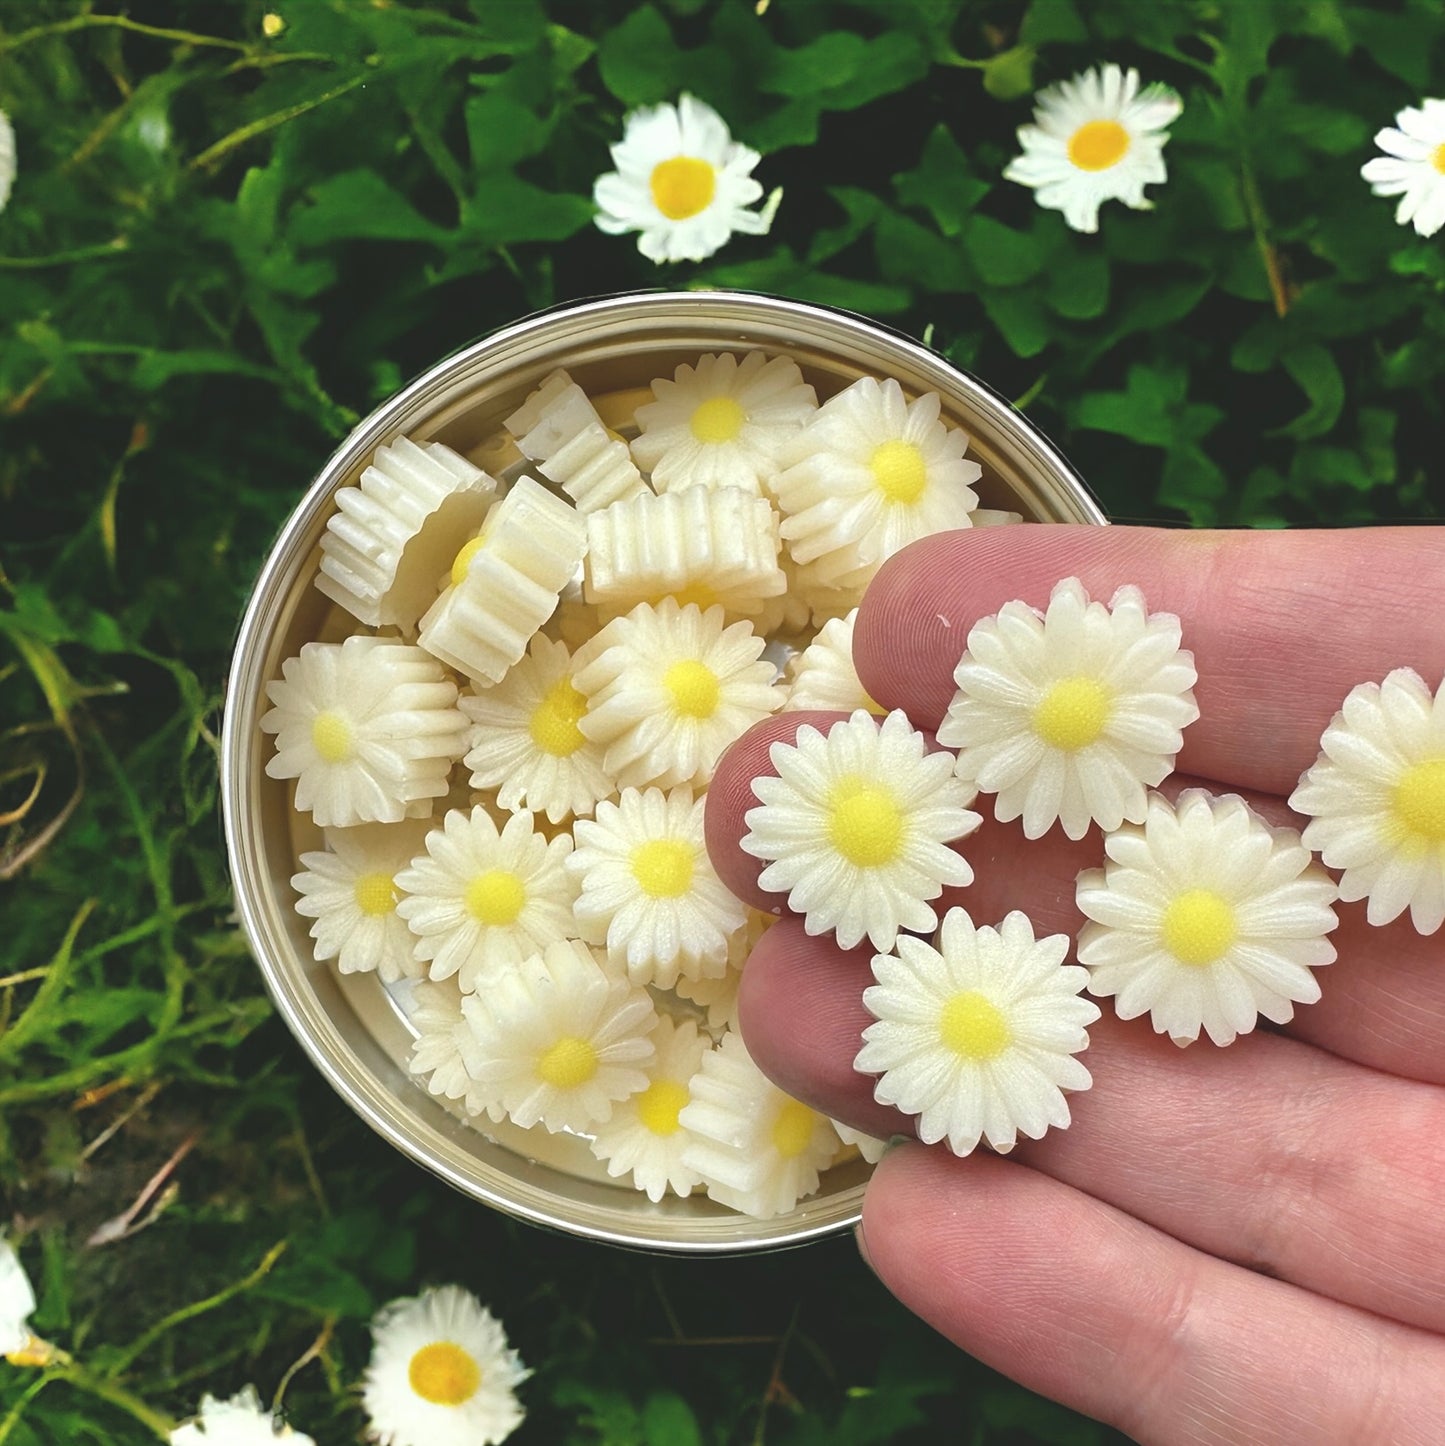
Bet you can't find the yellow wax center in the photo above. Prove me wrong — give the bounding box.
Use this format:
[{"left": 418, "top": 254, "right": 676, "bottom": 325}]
[
  {"left": 826, "top": 775, "right": 903, "bottom": 868},
  {"left": 353, "top": 872, "right": 396, "bottom": 917},
  {"left": 939, "top": 990, "right": 1012, "bottom": 1060},
  {"left": 464, "top": 869, "right": 526, "bottom": 926},
  {"left": 450, "top": 532, "right": 487, "bottom": 586},
  {"left": 869, "top": 440, "right": 928, "bottom": 505},
  {"left": 1394, "top": 759, "right": 1445, "bottom": 842},
  {"left": 1433, "top": 143, "right": 1445, "bottom": 175},
  {"left": 650, "top": 155, "right": 717, "bottom": 220},
  {"left": 529, "top": 677, "right": 588, "bottom": 757},
  {"left": 1161, "top": 888, "right": 1237, "bottom": 966},
  {"left": 630, "top": 839, "right": 695, "bottom": 899},
  {"left": 659, "top": 581, "right": 718, "bottom": 611},
  {"left": 1033, "top": 677, "right": 1111, "bottom": 751},
  {"left": 311, "top": 711, "right": 354, "bottom": 763},
  {"left": 636, "top": 1079, "right": 690, "bottom": 1136},
  {"left": 664, "top": 659, "right": 721, "bottom": 718},
  {"left": 771, "top": 1099, "right": 818, "bottom": 1159},
  {"left": 690, "top": 395, "right": 747, "bottom": 444},
  {"left": 1068, "top": 119, "right": 1131, "bottom": 171},
  {"left": 408, "top": 1341, "right": 481, "bottom": 1406},
  {"left": 537, "top": 1035, "right": 598, "bottom": 1089}
]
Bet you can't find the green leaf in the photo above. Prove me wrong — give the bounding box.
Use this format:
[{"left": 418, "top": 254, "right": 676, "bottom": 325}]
[
  {"left": 465, "top": 0, "right": 548, "bottom": 50},
  {"left": 893, "top": 125, "right": 990, "bottom": 237},
  {"left": 1277, "top": 344, "right": 1344, "bottom": 439},
  {"left": 1159, "top": 443, "right": 1227, "bottom": 522},
  {"left": 131, "top": 349, "right": 280, "bottom": 391},
  {"left": 980, "top": 288, "right": 1051, "bottom": 358},
  {"left": 290, "top": 170, "right": 453, "bottom": 248},
  {"left": 597, "top": 5, "right": 683, "bottom": 105},
  {"left": 642, "top": 1392, "right": 702, "bottom": 1446},
  {"left": 1021, "top": 0, "right": 1089, "bottom": 45},
  {"left": 963, "top": 215, "right": 1044, "bottom": 287},
  {"left": 462, "top": 176, "right": 594, "bottom": 246},
  {"left": 808, "top": 187, "right": 885, "bottom": 265},
  {"left": 464, "top": 92, "right": 549, "bottom": 170},
  {"left": 982, "top": 45, "right": 1037, "bottom": 101},
  {"left": 759, "top": 32, "right": 867, "bottom": 97},
  {"left": 1044, "top": 247, "right": 1110, "bottom": 318},
  {"left": 874, "top": 210, "right": 972, "bottom": 294}
]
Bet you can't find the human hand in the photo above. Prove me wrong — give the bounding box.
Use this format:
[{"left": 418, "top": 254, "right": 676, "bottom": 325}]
[{"left": 705, "top": 525, "right": 1445, "bottom": 1444}]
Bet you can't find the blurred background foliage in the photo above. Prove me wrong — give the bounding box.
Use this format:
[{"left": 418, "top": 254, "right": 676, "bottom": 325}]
[{"left": 0, "top": 0, "right": 1440, "bottom": 1441}]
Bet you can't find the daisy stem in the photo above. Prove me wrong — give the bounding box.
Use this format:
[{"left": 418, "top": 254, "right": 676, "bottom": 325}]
[
  {"left": 0, "top": 14, "right": 250, "bottom": 58},
  {"left": 1240, "top": 156, "right": 1291, "bottom": 318},
  {"left": 49, "top": 1365, "right": 175, "bottom": 1441}
]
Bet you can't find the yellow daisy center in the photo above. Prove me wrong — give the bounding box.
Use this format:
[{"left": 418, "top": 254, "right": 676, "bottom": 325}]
[
  {"left": 771, "top": 1099, "right": 817, "bottom": 1159},
  {"left": 537, "top": 1035, "right": 598, "bottom": 1089},
  {"left": 630, "top": 838, "right": 695, "bottom": 898},
  {"left": 1434, "top": 143, "right": 1445, "bottom": 175},
  {"left": 1161, "top": 888, "right": 1237, "bottom": 966},
  {"left": 311, "top": 711, "right": 354, "bottom": 763},
  {"left": 826, "top": 775, "right": 903, "bottom": 868},
  {"left": 1033, "top": 677, "right": 1111, "bottom": 752},
  {"left": 939, "top": 990, "right": 1011, "bottom": 1060},
  {"left": 408, "top": 1341, "right": 481, "bottom": 1406},
  {"left": 664, "top": 658, "right": 721, "bottom": 718},
  {"left": 529, "top": 677, "right": 588, "bottom": 757},
  {"left": 1068, "top": 119, "right": 1131, "bottom": 171},
  {"left": 869, "top": 440, "right": 928, "bottom": 505},
  {"left": 464, "top": 869, "right": 526, "bottom": 926},
  {"left": 636, "top": 1079, "right": 690, "bottom": 1136},
  {"left": 1393, "top": 759, "right": 1445, "bottom": 843},
  {"left": 353, "top": 871, "right": 396, "bottom": 917},
  {"left": 690, "top": 395, "right": 747, "bottom": 444},
  {"left": 650, "top": 155, "right": 717, "bottom": 220},
  {"left": 450, "top": 532, "right": 487, "bottom": 586}
]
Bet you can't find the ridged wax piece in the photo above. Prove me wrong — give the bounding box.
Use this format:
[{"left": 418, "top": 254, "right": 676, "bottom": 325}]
[
  {"left": 418, "top": 476, "right": 587, "bottom": 685},
  {"left": 316, "top": 437, "right": 499, "bottom": 628},
  {"left": 505, "top": 369, "right": 647, "bottom": 513},
  {"left": 583, "top": 487, "right": 785, "bottom": 615}
]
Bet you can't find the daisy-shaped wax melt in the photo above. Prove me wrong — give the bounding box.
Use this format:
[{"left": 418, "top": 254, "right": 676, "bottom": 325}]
[
  {"left": 395, "top": 806, "right": 576, "bottom": 994},
  {"left": 582, "top": 486, "right": 786, "bottom": 618},
  {"left": 574, "top": 600, "right": 781, "bottom": 792},
  {"left": 407, "top": 981, "right": 481, "bottom": 1114},
  {"left": 671, "top": 908, "right": 769, "bottom": 1033},
  {"left": 316, "top": 437, "right": 499, "bottom": 629},
  {"left": 261, "top": 636, "right": 468, "bottom": 828},
  {"left": 171, "top": 1386, "right": 313, "bottom": 1444},
  {"left": 857, "top": 908, "right": 1099, "bottom": 1156},
  {"left": 830, "top": 1121, "right": 889, "bottom": 1164},
  {"left": 292, "top": 820, "right": 431, "bottom": 981},
  {"left": 742, "top": 709, "right": 981, "bottom": 953},
  {"left": 1003, "top": 63, "right": 1182, "bottom": 234},
  {"left": 783, "top": 609, "right": 883, "bottom": 715},
  {"left": 630, "top": 350, "right": 817, "bottom": 494},
  {"left": 938, "top": 577, "right": 1199, "bottom": 841},
  {"left": 362, "top": 1285, "right": 529, "bottom": 1446},
  {"left": 771, "top": 376, "right": 981, "bottom": 589},
  {"left": 505, "top": 369, "right": 646, "bottom": 513},
  {"left": 568, "top": 786, "right": 746, "bottom": 988},
  {"left": 418, "top": 476, "right": 586, "bottom": 685},
  {"left": 1076, "top": 789, "right": 1339, "bottom": 1046},
  {"left": 456, "top": 939, "right": 657, "bottom": 1132},
  {"left": 459, "top": 635, "right": 610, "bottom": 825},
  {"left": 678, "top": 1030, "right": 839, "bottom": 1219},
  {"left": 1290, "top": 668, "right": 1445, "bottom": 934},
  {"left": 589, "top": 1015, "right": 710, "bottom": 1201}
]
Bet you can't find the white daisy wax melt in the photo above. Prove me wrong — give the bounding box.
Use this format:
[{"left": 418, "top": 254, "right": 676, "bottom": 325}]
[{"left": 783, "top": 609, "right": 883, "bottom": 715}]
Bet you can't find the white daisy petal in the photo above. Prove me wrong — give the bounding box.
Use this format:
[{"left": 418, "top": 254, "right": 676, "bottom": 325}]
[
  {"left": 0, "top": 111, "right": 14, "bottom": 215},
  {"left": 1362, "top": 102, "right": 1445, "bottom": 236},
  {"left": 170, "top": 1387, "right": 314, "bottom": 1444},
  {"left": 783, "top": 609, "right": 884, "bottom": 716},
  {"left": 0, "top": 1238, "right": 37, "bottom": 1356}
]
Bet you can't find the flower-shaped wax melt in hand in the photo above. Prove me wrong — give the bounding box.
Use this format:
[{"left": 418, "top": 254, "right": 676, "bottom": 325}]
[
  {"left": 742, "top": 709, "right": 981, "bottom": 953},
  {"left": 1076, "top": 789, "right": 1339, "bottom": 1046},
  {"left": 938, "top": 577, "right": 1199, "bottom": 841},
  {"left": 260, "top": 636, "right": 468, "bottom": 828},
  {"left": 1290, "top": 667, "right": 1445, "bottom": 935},
  {"left": 857, "top": 907, "right": 1099, "bottom": 1157},
  {"left": 630, "top": 349, "right": 817, "bottom": 494},
  {"left": 783, "top": 609, "right": 883, "bottom": 715}
]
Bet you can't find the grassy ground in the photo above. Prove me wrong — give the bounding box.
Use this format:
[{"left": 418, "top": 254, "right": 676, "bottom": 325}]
[{"left": 1, "top": 0, "right": 1440, "bottom": 1441}]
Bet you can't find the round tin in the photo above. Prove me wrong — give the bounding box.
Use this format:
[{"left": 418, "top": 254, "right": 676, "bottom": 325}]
[{"left": 221, "top": 291, "right": 1104, "bottom": 1254}]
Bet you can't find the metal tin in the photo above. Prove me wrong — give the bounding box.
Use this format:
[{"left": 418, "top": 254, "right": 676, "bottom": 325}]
[{"left": 220, "top": 291, "right": 1104, "bottom": 1255}]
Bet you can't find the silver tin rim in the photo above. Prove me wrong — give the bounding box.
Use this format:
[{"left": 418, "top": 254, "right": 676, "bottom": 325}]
[{"left": 220, "top": 290, "right": 1105, "bottom": 1254}]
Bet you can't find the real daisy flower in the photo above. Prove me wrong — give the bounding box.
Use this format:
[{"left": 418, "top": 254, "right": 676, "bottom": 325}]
[
  {"left": 937, "top": 577, "right": 1200, "bottom": 841},
  {"left": 1361, "top": 98, "right": 1445, "bottom": 238},
  {"left": 170, "top": 1387, "right": 313, "bottom": 1445},
  {"left": 1, "top": 1237, "right": 36, "bottom": 1358},
  {"left": 630, "top": 350, "right": 817, "bottom": 494},
  {"left": 0, "top": 110, "right": 14, "bottom": 215},
  {"left": 783, "top": 609, "right": 883, "bottom": 716},
  {"left": 362, "top": 1285, "right": 529, "bottom": 1446},
  {"left": 1076, "top": 789, "right": 1340, "bottom": 1046},
  {"left": 292, "top": 821, "right": 431, "bottom": 981},
  {"left": 857, "top": 907, "right": 1099, "bottom": 1155},
  {"left": 260, "top": 636, "right": 468, "bottom": 828},
  {"left": 771, "top": 377, "right": 981, "bottom": 589},
  {"left": 1289, "top": 668, "right": 1445, "bottom": 934},
  {"left": 589, "top": 1014, "right": 710, "bottom": 1201},
  {"left": 678, "top": 1029, "right": 840, "bottom": 1219},
  {"left": 741, "top": 709, "right": 981, "bottom": 953},
  {"left": 1003, "top": 62, "right": 1183, "bottom": 233},
  {"left": 459, "top": 635, "right": 611, "bottom": 824},
  {"left": 568, "top": 786, "right": 746, "bottom": 987},
  {"left": 395, "top": 806, "right": 577, "bottom": 993},
  {"left": 593, "top": 93, "right": 780, "bottom": 264},
  {"left": 456, "top": 939, "right": 657, "bottom": 1132},
  {"left": 574, "top": 600, "right": 781, "bottom": 792}
]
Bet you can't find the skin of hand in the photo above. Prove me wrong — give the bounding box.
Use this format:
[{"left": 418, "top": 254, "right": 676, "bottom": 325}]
[{"left": 704, "top": 525, "right": 1445, "bottom": 1446}]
